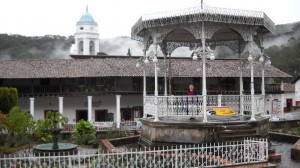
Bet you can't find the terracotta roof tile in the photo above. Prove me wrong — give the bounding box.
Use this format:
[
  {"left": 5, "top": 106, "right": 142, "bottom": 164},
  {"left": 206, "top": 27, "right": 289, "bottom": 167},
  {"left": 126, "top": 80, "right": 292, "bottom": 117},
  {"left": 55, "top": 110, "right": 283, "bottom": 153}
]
[{"left": 0, "top": 57, "right": 291, "bottom": 79}]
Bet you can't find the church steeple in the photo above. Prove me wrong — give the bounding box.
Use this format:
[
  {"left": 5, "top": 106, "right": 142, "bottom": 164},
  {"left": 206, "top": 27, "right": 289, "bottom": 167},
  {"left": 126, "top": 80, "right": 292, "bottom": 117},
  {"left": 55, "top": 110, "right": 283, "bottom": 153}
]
[{"left": 70, "top": 7, "right": 100, "bottom": 55}]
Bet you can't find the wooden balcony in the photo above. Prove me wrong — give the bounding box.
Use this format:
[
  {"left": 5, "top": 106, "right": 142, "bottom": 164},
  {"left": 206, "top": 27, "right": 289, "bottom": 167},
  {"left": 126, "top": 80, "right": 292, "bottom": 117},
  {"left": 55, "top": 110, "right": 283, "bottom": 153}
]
[{"left": 12, "top": 83, "right": 282, "bottom": 97}]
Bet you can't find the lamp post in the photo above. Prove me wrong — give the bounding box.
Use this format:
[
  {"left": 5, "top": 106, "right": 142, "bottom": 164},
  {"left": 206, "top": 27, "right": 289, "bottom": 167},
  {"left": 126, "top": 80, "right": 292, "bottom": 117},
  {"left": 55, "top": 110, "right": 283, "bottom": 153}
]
[
  {"left": 247, "top": 53, "right": 256, "bottom": 121},
  {"left": 258, "top": 53, "right": 271, "bottom": 116},
  {"left": 143, "top": 50, "right": 159, "bottom": 121},
  {"left": 192, "top": 45, "right": 215, "bottom": 123},
  {"left": 136, "top": 54, "right": 147, "bottom": 118},
  {"left": 247, "top": 51, "right": 270, "bottom": 120}
]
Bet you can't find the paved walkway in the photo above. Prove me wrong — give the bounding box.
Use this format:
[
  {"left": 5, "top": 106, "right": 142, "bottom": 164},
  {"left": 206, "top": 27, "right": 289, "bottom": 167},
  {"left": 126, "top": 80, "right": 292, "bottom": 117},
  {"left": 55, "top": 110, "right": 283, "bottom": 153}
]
[{"left": 270, "top": 109, "right": 300, "bottom": 121}]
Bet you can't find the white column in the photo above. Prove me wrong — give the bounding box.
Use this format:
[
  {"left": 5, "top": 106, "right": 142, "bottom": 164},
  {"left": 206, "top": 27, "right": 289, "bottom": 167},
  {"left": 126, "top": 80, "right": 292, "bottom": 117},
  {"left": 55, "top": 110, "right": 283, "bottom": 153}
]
[
  {"left": 116, "top": 95, "right": 121, "bottom": 128},
  {"left": 239, "top": 54, "right": 244, "bottom": 115},
  {"left": 143, "top": 50, "right": 147, "bottom": 118},
  {"left": 83, "top": 38, "right": 89, "bottom": 55},
  {"left": 87, "top": 96, "right": 93, "bottom": 122},
  {"left": 261, "top": 63, "right": 265, "bottom": 96},
  {"left": 218, "top": 94, "right": 222, "bottom": 107},
  {"left": 58, "top": 97, "right": 64, "bottom": 115},
  {"left": 143, "top": 68, "right": 147, "bottom": 118},
  {"left": 29, "top": 98, "right": 35, "bottom": 118},
  {"left": 154, "top": 43, "right": 159, "bottom": 122},
  {"left": 261, "top": 62, "right": 266, "bottom": 116},
  {"left": 164, "top": 54, "right": 168, "bottom": 96},
  {"left": 95, "top": 39, "right": 100, "bottom": 55},
  {"left": 280, "top": 93, "right": 285, "bottom": 119},
  {"left": 201, "top": 37, "right": 207, "bottom": 123},
  {"left": 250, "top": 60, "right": 256, "bottom": 121}
]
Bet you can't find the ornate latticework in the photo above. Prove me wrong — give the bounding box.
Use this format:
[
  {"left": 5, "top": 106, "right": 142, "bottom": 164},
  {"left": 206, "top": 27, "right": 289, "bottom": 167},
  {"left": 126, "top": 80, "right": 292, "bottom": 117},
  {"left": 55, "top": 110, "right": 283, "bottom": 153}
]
[{"left": 132, "top": 6, "right": 275, "bottom": 42}]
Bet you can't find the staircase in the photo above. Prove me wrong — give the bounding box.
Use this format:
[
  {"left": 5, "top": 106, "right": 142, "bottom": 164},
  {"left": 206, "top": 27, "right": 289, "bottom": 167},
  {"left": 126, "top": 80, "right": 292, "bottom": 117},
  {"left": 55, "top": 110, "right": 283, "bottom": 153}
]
[{"left": 218, "top": 124, "right": 261, "bottom": 142}]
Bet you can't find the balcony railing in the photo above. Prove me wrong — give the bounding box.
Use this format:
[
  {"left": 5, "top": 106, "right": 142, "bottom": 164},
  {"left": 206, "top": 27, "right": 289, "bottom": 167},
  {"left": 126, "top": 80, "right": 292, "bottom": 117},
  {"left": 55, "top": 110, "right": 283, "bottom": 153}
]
[
  {"left": 144, "top": 95, "right": 265, "bottom": 117},
  {"left": 10, "top": 83, "right": 282, "bottom": 97}
]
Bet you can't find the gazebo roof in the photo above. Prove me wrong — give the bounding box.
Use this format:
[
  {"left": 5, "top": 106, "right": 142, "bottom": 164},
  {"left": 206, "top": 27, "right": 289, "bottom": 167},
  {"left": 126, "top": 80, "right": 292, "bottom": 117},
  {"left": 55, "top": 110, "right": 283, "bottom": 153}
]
[
  {"left": 132, "top": 6, "right": 275, "bottom": 42},
  {"left": 0, "top": 57, "right": 290, "bottom": 79}
]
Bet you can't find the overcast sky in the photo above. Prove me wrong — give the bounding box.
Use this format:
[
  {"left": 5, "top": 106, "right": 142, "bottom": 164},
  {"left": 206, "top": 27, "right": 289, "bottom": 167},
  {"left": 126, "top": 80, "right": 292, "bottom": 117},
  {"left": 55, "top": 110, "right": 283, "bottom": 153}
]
[{"left": 0, "top": 0, "right": 299, "bottom": 38}]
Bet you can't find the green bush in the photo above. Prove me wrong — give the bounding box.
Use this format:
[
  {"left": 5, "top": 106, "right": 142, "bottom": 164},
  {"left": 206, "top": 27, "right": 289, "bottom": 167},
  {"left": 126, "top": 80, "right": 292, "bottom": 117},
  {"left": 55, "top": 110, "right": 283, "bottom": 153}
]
[
  {"left": 72, "top": 120, "right": 97, "bottom": 145},
  {"left": 5, "top": 107, "right": 35, "bottom": 147}
]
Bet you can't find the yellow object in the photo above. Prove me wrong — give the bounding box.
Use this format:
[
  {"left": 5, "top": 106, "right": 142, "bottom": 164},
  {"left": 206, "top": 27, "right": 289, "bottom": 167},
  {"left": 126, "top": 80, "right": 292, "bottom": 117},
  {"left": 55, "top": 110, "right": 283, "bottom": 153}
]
[{"left": 199, "top": 106, "right": 236, "bottom": 116}]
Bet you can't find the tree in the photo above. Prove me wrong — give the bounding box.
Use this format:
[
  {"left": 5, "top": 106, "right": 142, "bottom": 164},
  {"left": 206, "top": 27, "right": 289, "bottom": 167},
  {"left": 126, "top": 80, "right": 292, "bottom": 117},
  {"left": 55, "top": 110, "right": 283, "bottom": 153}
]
[
  {"left": 5, "top": 107, "right": 35, "bottom": 147},
  {"left": 0, "top": 87, "right": 18, "bottom": 114}
]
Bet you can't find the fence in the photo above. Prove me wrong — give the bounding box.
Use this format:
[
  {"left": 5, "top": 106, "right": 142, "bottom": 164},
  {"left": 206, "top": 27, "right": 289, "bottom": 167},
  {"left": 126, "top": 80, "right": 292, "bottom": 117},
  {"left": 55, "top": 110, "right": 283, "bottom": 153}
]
[
  {"left": 0, "top": 121, "right": 140, "bottom": 135},
  {"left": 144, "top": 95, "right": 265, "bottom": 118},
  {"left": 0, "top": 138, "right": 268, "bottom": 168},
  {"left": 62, "top": 121, "right": 141, "bottom": 133}
]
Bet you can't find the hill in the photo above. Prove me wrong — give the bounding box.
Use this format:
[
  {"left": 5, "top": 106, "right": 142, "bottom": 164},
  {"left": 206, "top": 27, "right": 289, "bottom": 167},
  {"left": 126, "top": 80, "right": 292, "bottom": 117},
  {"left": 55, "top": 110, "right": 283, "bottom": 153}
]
[{"left": 0, "top": 22, "right": 299, "bottom": 77}]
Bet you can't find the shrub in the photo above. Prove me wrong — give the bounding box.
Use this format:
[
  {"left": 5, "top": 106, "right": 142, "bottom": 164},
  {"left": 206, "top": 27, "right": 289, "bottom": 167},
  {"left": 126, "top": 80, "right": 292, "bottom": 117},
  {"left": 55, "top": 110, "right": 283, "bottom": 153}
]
[
  {"left": 72, "top": 120, "right": 96, "bottom": 145},
  {"left": 5, "top": 107, "right": 35, "bottom": 147}
]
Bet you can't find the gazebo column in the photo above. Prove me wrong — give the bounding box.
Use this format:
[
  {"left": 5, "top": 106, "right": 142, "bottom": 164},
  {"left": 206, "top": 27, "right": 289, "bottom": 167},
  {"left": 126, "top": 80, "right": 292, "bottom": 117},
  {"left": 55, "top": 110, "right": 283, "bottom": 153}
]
[
  {"left": 239, "top": 53, "right": 244, "bottom": 115},
  {"left": 143, "top": 49, "right": 147, "bottom": 118},
  {"left": 168, "top": 53, "right": 172, "bottom": 95},
  {"left": 247, "top": 40, "right": 256, "bottom": 121},
  {"left": 154, "top": 42, "right": 159, "bottom": 122},
  {"left": 164, "top": 53, "right": 167, "bottom": 96},
  {"left": 201, "top": 38, "right": 208, "bottom": 123}
]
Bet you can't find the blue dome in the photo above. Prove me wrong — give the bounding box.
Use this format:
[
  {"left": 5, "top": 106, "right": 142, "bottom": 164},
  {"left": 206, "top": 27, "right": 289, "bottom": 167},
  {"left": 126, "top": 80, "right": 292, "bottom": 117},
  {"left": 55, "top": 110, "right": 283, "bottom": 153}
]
[{"left": 78, "top": 11, "right": 95, "bottom": 23}]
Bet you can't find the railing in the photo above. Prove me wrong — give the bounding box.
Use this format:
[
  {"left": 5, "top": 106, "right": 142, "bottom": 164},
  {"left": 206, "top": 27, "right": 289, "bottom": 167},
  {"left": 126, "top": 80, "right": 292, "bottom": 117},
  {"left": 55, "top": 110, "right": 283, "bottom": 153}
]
[
  {"left": 62, "top": 121, "right": 140, "bottom": 133},
  {"left": 11, "top": 83, "right": 282, "bottom": 96},
  {"left": 0, "top": 138, "right": 268, "bottom": 167},
  {"left": 144, "top": 94, "right": 265, "bottom": 118}
]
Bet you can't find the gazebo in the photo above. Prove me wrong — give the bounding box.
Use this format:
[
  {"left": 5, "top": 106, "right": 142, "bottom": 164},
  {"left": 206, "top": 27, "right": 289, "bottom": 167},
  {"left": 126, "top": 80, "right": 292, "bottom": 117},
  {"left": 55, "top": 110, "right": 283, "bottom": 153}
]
[
  {"left": 132, "top": 3, "right": 275, "bottom": 122},
  {"left": 132, "top": 3, "right": 276, "bottom": 146}
]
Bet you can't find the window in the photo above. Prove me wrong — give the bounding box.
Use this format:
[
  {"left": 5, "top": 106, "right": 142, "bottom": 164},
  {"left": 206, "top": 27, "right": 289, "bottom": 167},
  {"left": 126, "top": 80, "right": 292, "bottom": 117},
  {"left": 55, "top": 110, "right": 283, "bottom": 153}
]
[
  {"left": 79, "top": 41, "right": 84, "bottom": 54},
  {"left": 89, "top": 41, "right": 95, "bottom": 55}
]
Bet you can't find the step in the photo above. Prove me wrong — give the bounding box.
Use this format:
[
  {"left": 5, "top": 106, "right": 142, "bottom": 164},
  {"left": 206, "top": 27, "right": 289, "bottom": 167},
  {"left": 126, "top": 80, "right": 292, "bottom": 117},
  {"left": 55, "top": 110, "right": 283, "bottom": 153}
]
[
  {"left": 268, "top": 153, "right": 281, "bottom": 162},
  {"left": 221, "top": 134, "right": 261, "bottom": 141},
  {"left": 228, "top": 162, "right": 277, "bottom": 168},
  {"left": 220, "top": 129, "right": 257, "bottom": 135},
  {"left": 218, "top": 124, "right": 252, "bottom": 130}
]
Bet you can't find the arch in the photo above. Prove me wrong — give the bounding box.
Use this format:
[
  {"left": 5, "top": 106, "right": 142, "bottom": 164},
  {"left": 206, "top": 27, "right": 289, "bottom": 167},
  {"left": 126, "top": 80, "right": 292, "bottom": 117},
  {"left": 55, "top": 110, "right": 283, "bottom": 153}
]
[
  {"left": 209, "top": 28, "right": 244, "bottom": 53},
  {"left": 78, "top": 41, "right": 84, "bottom": 55},
  {"left": 162, "top": 29, "right": 199, "bottom": 55},
  {"left": 163, "top": 28, "right": 197, "bottom": 43},
  {"left": 210, "top": 28, "right": 244, "bottom": 42},
  {"left": 89, "top": 41, "right": 95, "bottom": 55}
]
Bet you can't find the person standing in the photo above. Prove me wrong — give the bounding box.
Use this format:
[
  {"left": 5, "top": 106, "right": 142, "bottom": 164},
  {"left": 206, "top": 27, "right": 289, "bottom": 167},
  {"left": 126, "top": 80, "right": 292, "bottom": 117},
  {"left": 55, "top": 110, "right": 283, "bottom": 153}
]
[{"left": 187, "top": 84, "right": 198, "bottom": 115}]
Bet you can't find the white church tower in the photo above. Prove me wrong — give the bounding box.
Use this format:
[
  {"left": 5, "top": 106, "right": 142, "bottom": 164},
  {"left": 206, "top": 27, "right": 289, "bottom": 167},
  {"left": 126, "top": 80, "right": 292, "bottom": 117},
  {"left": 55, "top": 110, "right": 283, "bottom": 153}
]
[{"left": 70, "top": 7, "right": 100, "bottom": 55}]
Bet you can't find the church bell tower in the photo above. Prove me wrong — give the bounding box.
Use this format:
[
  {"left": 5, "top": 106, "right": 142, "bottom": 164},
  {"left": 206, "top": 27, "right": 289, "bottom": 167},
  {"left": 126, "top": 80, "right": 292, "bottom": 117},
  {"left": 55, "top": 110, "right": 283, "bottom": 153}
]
[{"left": 70, "top": 7, "right": 100, "bottom": 55}]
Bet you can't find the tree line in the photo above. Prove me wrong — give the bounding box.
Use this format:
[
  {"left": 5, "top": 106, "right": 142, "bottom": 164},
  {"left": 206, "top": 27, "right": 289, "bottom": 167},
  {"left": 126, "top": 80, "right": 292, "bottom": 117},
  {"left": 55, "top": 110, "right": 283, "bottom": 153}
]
[{"left": 0, "top": 22, "right": 299, "bottom": 77}]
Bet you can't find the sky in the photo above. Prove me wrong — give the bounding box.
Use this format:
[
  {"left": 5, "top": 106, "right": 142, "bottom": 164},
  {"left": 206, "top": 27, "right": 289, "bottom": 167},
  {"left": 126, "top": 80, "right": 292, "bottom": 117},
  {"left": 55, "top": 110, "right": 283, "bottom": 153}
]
[{"left": 0, "top": 0, "right": 299, "bottom": 38}]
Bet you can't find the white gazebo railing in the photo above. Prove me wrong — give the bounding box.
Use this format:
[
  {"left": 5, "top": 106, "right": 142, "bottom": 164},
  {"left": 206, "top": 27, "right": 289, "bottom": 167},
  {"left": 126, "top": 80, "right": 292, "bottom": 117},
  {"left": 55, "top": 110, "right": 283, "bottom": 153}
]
[{"left": 144, "top": 95, "right": 264, "bottom": 119}]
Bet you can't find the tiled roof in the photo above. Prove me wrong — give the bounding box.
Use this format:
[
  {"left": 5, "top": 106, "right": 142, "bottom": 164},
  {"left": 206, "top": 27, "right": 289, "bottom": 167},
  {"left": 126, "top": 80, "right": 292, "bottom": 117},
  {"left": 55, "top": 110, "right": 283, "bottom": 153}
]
[{"left": 0, "top": 57, "right": 291, "bottom": 79}]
